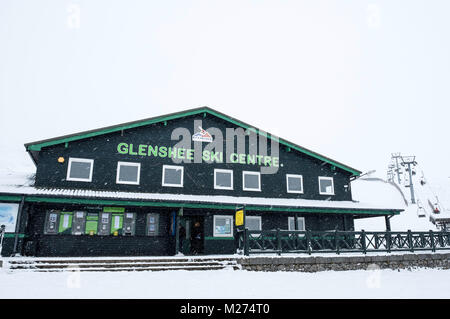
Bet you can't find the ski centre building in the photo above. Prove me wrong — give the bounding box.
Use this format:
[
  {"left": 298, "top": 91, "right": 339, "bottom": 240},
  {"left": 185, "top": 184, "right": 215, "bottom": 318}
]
[{"left": 0, "top": 107, "right": 403, "bottom": 257}]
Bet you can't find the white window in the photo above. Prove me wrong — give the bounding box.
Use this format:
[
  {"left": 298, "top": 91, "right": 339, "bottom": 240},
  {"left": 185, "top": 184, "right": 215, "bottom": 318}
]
[
  {"left": 66, "top": 158, "right": 94, "bottom": 182},
  {"left": 286, "top": 174, "right": 304, "bottom": 194},
  {"left": 162, "top": 165, "right": 184, "bottom": 187},
  {"left": 213, "top": 215, "right": 233, "bottom": 237},
  {"left": 242, "top": 171, "right": 261, "bottom": 191},
  {"left": 116, "top": 162, "right": 141, "bottom": 185},
  {"left": 214, "top": 169, "right": 233, "bottom": 190},
  {"left": 318, "top": 176, "right": 334, "bottom": 195},
  {"left": 288, "top": 217, "right": 306, "bottom": 231},
  {"left": 245, "top": 216, "right": 262, "bottom": 237}
]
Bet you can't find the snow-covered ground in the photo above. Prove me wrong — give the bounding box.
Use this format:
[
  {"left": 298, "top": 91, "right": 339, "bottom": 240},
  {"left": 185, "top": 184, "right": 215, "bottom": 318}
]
[{"left": 0, "top": 267, "right": 449, "bottom": 299}]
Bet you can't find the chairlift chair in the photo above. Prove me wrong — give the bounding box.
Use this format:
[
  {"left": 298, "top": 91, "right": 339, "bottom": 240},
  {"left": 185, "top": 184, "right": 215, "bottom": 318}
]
[{"left": 417, "top": 206, "right": 426, "bottom": 218}]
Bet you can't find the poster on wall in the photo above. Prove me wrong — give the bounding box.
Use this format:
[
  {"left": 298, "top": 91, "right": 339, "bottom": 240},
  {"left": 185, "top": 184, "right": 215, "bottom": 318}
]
[{"left": 0, "top": 203, "right": 20, "bottom": 232}]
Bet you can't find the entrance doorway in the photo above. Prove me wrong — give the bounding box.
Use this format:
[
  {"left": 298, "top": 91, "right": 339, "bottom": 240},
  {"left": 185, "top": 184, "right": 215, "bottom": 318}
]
[{"left": 179, "top": 216, "right": 204, "bottom": 255}]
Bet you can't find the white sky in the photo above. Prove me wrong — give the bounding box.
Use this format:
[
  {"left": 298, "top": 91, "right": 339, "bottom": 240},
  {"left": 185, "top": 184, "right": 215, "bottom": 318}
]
[{"left": 1, "top": 1, "right": 449, "bottom": 186}]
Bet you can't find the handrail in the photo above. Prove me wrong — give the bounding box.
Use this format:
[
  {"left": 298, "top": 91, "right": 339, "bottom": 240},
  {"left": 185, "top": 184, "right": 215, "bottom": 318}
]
[{"left": 242, "top": 229, "right": 450, "bottom": 256}]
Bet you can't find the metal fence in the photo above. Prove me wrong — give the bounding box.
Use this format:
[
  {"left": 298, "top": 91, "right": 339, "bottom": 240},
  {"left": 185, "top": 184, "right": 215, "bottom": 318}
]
[{"left": 239, "top": 229, "right": 450, "bottom": 256}]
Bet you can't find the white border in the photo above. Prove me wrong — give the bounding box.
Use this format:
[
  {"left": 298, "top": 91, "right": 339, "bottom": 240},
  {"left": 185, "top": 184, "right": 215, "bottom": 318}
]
[
  {"left": 242, "top": 171, "right": 261, "bottom": 192},
  {"left": 66, "top": 157, "right": 94, "bottom": 182},
  {"left": 245, "top": 216, "right": 262, "bottom": 231},
  {"left": 318, "top": 176, "right": 335, "bottom": 195},
  {"left": 116, "top": 161, "right": 141, "bottom": 185},
  {"left": 162, "top": 165, "right": 184, "bottom": 188},
  {"left": 286, "top": 174, "right": 304, "bottom": 194},
  {"left": 214, "top": 169, "right": 233, "bottom": 190},
  {"left": 288, "top": 216, "right": 305, "bottom": 231},
  {"left": 213, "top": 215, "right": 233, "bottom": 237}
]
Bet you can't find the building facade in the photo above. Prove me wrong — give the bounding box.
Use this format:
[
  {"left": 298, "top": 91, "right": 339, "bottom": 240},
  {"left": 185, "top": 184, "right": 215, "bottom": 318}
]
[{"left": 0, "top": 107, "right": 402, "bottom": 257}]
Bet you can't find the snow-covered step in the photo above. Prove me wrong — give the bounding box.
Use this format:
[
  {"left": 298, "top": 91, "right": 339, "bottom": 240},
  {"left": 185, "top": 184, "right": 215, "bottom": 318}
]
[
  {"left": 8, "top": 257, "right": 235, "bottom": 264},
  {"left": 9, "top": 261, "right": 237, "bottom": 270},
  {"left": 5, "top": 257, "right": 240, "bottom": 272},
  {"left": 32, "top": 265, "right": 235, "bottom": 272}
]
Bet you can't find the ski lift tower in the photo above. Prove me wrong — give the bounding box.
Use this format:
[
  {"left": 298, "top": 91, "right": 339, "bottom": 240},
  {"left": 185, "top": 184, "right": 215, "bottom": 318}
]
[
  {"left": 391, "top": 153, "right": 403, "bottom": 184},
  {"left": 387, "top": 163, "right": 395, "bottom": 182},
  {"left": 401, "top": 155, "right": 418, "bottom": 204}
]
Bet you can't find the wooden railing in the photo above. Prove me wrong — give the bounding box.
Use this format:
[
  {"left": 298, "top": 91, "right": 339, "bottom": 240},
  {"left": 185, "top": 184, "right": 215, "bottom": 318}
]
[{"left": 239, "top": 229, "right": 450, "bottom": 256}]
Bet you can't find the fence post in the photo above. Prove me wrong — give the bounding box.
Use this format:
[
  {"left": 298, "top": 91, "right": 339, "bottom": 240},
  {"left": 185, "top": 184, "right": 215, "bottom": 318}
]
[
  {"left": 244, "top": 228, "right": 249, "bottom": 256},
  {"left": 429, "top": 230, "right": 435, "bottom": 252},
  {"left": 276, "top": 228, "right": 281, "bottom": 256},
  {"left": 306, "top": 230, "right": 312, "bottom": 255},
  {"left": 361, "top": 230, "right": 367, "bottom": 254},
  {"left": 407, "top": 230, "right": 414, "bottom": 252},
  {"left": 386, "top": 231, "right": 391, "bottom": 253},
  {"left": 335, "top": 230, "right": 340, "bottom": 255}
]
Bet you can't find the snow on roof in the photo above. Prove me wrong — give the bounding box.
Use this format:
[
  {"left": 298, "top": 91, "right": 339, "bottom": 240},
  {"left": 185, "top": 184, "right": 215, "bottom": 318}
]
[
  {"left": 352, "top": 176, "right": 450, "bottom": 231},
  {"left": 0, "top": 170, "right": 402, "bottom": 212},
  {"left": 350, "top": 177, "right": 408, "bottom": 209}
]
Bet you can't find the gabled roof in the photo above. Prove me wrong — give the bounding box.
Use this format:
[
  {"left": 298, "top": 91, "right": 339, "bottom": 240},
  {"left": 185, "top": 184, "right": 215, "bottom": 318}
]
[{"left": 24, "top": 106, "right": 362, "bottom": 176}]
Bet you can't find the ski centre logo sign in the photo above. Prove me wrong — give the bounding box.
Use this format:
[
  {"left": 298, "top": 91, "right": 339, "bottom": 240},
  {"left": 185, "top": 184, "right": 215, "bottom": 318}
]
[
  {"left": 116, "top": 120, "right": 281, "bottom": 174},
  {"left": 192, "top": 126, "right": 213, "bottom": 143},
  {"left": 117, "top": 142, "right": 280, "bottom": 167}
]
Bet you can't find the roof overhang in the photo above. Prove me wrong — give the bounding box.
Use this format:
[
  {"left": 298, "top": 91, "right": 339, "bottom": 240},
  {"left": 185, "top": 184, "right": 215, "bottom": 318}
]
[{"left": 0, "top": 191, "right": 402, "bottom": 217}]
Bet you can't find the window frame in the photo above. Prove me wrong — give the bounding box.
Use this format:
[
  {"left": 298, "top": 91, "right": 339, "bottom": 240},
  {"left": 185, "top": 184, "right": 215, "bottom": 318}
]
[
  {"left": 318, "top": 176, "right": 335, "bottom": 195},
  {"left": 242, "top": 171, "right": 261, "bottom": 192},
  {"left": 162, "top": 165, "right": 184, "bottom": 188},
  {"left": 245, "top": 215, "right": 262, "bottom": 237},
  {"left": 288, "top": 217, "right": 306, "bottom": 231},
  {"left": 66, "top": 157, "right": 94, "bottom": 182},
  {"left": 214, "top": 169, "right": 234, "bottom": 190},
  {"left": 286, "top": 174, "right": 304, "bottom": 194},
  {"left": 116, "top": 161, "right": 141, "bottom": 185},
  {"left": 213, "top": 215, "right": 234, "bottom": 237},
  {"left": 146, "top": 213, "right": 159, "bottom": 236}
]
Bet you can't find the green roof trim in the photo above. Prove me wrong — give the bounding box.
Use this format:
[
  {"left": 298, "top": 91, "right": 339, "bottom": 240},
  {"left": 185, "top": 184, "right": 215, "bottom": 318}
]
[
  {"left": 26, "top": 108, "right": 206, "bottom": 151},
  {"left": 0, "top": 195, "right": 401, "bottom": 216},
  {"left": 25, "top": 106, "right": 361, "bottom": 175},
  {"left": 3, "top": 233, "right": 26, "bottom": 238},
  {"left": 0, "top": 195, "right": 23, "bottom": 202},
  {"left": 204, "top": 236, "right": 235, "bottom": 240}
]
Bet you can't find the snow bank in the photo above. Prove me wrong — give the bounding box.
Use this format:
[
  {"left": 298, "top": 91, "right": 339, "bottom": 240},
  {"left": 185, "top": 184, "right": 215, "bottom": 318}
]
[{"left": 0, "top": 168, "right": 34, "bottom": 187}]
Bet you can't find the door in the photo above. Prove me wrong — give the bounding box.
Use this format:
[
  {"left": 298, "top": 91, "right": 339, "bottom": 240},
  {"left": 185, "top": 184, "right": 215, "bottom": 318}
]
[
  {"left": 189, "top": 216, "right": 204, "bottom": 255},
  {"left": 179, "top": 218, "right": 191, "bottom": 255},
  {"left": 179, "top": 216, "right": 204, "bottom": 255}
]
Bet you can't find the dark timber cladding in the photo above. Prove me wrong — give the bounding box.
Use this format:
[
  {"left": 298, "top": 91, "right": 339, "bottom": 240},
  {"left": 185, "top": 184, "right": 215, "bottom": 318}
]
[{"left": 0, "top": 106, "right": 402, "bottom": 257}]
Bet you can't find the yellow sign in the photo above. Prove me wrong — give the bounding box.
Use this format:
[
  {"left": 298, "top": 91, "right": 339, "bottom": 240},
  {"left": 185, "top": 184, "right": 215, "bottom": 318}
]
[{"left": 235, "top": 209, "right": 244, "bottom": 226}]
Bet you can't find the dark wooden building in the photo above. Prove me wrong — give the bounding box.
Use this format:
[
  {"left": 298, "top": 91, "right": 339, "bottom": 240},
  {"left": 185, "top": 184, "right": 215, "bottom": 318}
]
[{"left": 0, "top": 107, "right": 402, "bottom": 257}]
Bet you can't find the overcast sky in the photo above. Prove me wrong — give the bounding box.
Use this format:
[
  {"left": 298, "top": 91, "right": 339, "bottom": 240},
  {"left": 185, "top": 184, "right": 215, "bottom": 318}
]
[{"left": 1, "top": 1, "right": 449, "bottom": 186}]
